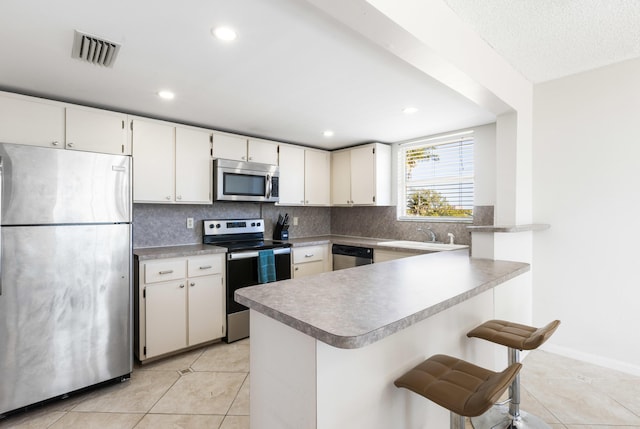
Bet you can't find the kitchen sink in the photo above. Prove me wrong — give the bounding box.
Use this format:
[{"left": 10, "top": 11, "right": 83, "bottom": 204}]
[{"left": 377, "top": 240, "right": 469, "bottom": 251}]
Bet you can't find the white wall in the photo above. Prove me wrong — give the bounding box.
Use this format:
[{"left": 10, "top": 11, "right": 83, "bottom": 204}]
[{"left": 533, "top": 58, "right": 640, "bottom": 375}]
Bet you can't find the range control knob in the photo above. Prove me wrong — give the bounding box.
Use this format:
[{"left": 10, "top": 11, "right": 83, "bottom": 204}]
[
  {"left": 216, "top": 223, "right": 221, "bottom": 229},
  {"left": 257, "top": 222, "right": 261, "bottom": 227},
  {"left": 251, "top": 222, "right": 256, "bottom": 227},
  {"left": 208, "top": 224, "right": 215, "bottom": 229}
]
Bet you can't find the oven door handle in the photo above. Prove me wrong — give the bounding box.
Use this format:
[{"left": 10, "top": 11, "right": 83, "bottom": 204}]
[{"left": 228, "top": 247, "right": 291, "bottom": 261}]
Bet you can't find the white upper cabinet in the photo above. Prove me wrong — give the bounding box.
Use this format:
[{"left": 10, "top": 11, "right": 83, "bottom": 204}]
[
  {"left": 278, "top": 144, "right": 306, "bottom": 205},
  {"left": 132, "top": 118, "right": 212, "bottom": 204},
  {"left": 0, "top": 92, "right": 65, "bottom": 148},
  {"left": 66, "top": 107, "right": 129, "bottom": 155},
  {"left": 331, "top": 143, "right": 391, "bottom": 206},
  {"left": 175, "top": 127, "right": 212, "bottom": 203},
  {"left": 0, "top": 91, "right": 128, "bottom": 155},
  {"left": 304, "top": 149, "right": 331, "bottom": 206},
  {"left": 131, "top": 119, "right": 175, "bottom": 203},
  {"left": 212, "top": 132, "right": 279, "bottom": 165}
]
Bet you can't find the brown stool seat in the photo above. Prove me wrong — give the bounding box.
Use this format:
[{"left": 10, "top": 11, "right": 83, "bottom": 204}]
[
  {"left": 394, "top": 354, "right": 522, "bottom": 418},
  {"left": 467, "top": 319, "right": 561, "bottom": 350}
]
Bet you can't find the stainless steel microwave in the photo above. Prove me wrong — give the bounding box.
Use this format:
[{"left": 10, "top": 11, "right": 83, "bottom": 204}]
[{"left": 214, "top": 159, "right": 279, "bottom": 203}]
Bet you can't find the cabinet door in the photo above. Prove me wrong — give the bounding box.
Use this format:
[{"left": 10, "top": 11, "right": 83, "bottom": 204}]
[
  {"left": 145, "top": 280, "right": 187, "bottom": 358},
  {"left": 175, "top": 127, "right": 212, "bottom": 203},
  {"left": 188, "top": 274, "right": 225, "bottom": 345},
  {"left": 0, "top": 93, "right": 65, "bottom": 148},
  {"left": 212, "top": 132, "right": 247, "bottom": 161},
  {"left": 132, "top": 119, "right": 175, "bottom": 202},
  {"left": 304, "top": 150, "right": 330, "bottom": 205},
  {"left": 278, "top": 145, "right": 305, "bottom": 205},
  {"left": 66, "top": 107, "right": 128, "bottom": 155},
  {"left": 331, "top": 150, "right": 351, "bottom": 205},
  {"left": 293, "top": 261, "right": 325, "bottom": 279},
  {"left": 350, "top": 145, "right": 375, "bottom": 205},
  {"left": 248, "top": 139, "right": 279, "bottom": 164}
]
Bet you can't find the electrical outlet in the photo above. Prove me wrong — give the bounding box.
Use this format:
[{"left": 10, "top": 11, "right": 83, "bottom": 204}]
[
  {"left": 293, "top": 216, "right": 299, "bottom": 226},
  {"left": 186, "top": 217, "right": 194, "bottom": 229}
]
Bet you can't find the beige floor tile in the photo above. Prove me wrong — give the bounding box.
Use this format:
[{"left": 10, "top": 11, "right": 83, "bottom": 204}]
[
  {"left": 0, "top": 410, "right": 65, "bottom": 429},
  {"left": 72, "top": 370, "right": 179, "bottom": 413},
  {"left": 228, "top": 375, "right": 250, "bottom": 416},
  {"left": 192, "top": 343, "right": 250, "bottom": 373},
  {"left": 150, "top": 372, "right": 246, "bottom": 415},
  {"left": 48, "top": 412, "right": 142, "bottom": 429},
  {"left": 523, "top": 350, "right": 632, "bottom": 382},
  {"left": 525, "top": 377, "right": 640, "bottom": 426},
  {"left": 565, "top": 426, "right": 640, "bottom": 429},
  {"left": 136, "top": 347, "right": 206, "bottom": 372},
  {"left": 592, "top": 376, "right": 640, "bottom": 416},
  {"left": 134, "top": 413, "right": 224, "bottom": 429},
  {"left": 220, "top": 415, "right": 250, "bottom": 429},
  {"left": 519, "top": 385, "right": 561, "bottom": 424}
]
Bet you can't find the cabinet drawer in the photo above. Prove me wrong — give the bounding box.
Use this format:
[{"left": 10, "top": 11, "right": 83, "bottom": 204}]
[
  {"left": 292, "top": 245, "right": 325, "bottom": 264},
  {"left": 144, "top": 259, "right": 186, "bottom": 283},
  {"left": 188, "top": 254, "right": 224, "bottom": 277},
  {"left": 293, "top": 260, "right": 325, "bottom": 279}
]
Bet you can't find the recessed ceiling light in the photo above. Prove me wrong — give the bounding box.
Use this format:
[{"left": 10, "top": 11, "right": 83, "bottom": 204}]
[
  {"left": 212, "top": 26, "right": 237, "bottom": 42},
  {"left": 403, "top": 107, "right": 418, "bottom": 114},
  {"left": 157, "top": 90, "right": 175, "bottom": 100},
  {"left": 323, "top": 130, "right": 334, "bottom": 138}
]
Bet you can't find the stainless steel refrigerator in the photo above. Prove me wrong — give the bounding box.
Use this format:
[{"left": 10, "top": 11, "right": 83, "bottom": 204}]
[{"left": 0, "top": 142, "right": 132, "bottom": 415}]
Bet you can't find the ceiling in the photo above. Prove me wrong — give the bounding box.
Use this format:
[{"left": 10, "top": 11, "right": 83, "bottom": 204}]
[{"left": 1, "top": 1, "right": 638, "bottom": 150}]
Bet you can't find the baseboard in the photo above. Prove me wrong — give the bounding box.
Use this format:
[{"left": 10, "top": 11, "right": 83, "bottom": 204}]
[{"left": 541, "top": 343, "right": 640, "bottom": 377}]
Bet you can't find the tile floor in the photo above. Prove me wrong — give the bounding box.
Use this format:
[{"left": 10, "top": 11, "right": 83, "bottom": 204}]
[{"left": 0, "top": 342, "right": 639, "bottom": 429}]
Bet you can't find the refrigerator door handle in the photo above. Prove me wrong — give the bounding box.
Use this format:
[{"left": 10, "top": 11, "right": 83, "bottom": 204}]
[{"left": 0, "top": 155, "right": 3, "bottom": 296}]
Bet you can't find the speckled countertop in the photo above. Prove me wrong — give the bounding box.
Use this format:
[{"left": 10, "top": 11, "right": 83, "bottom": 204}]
[
  {"left": 235, "top": 250, "right": 529, "bottom": 349},
  {"left": 288, "top": 235, "right": 446, "bottom": 254},
  {"left": 134, "top": 244, "right": 227, "bottom": 260}
]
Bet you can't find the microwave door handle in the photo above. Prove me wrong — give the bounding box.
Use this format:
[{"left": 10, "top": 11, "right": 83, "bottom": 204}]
[{"left": 266, "top": 174, "right": 272, "bottom": 199}]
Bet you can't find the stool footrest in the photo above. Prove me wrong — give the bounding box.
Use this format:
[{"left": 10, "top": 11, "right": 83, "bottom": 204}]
[{"left": 470, "top": 404, "right": 552, "bottom": 429}]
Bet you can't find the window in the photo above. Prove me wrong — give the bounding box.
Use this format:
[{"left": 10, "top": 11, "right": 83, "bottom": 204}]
[{"left": 398, "top": 132, "right": 474, "bottom": 221}]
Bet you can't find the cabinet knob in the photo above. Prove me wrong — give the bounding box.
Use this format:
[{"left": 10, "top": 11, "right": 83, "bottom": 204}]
[
  {"left": 52, "top": 141, "right": 59, "bottom": 146},
  {"left": 67, "top": 142, "right": 74, "bottom": 148},
  {"left": 242, "top": 156, "right": 246, "bottom": 160},
  {"left": 248, "top": 156, "right": 253, "bottom": 161},
  {"left": 179, "top": 284, "right": 185, "bottom": 288},
  {"left": 294, "top": 267, "right": 299, "bottom": 271},
  {"left": 190, "top": 282, "right": 195, "bottom": 287},
  {"left": 166, "top": 196, "right": 171, "bottom": 200},
  {"left": 176, "top": 195, "right": 182, "bottom": 200},
  {"left": 305, "top": 200, "right": 309, "bottom": 204}
]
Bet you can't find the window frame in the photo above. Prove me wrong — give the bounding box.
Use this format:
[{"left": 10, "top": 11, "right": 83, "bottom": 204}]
[{"left": 397, "top": 132, "right": 475, "bottom": 223}]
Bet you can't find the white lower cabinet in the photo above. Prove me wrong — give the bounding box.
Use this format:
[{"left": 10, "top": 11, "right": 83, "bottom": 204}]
[
  {"left": 136, "top": 253, "right": 226, "bottom": 362},
  {"left": 292, "top": 245, "right": 331, "bottom": 278}
]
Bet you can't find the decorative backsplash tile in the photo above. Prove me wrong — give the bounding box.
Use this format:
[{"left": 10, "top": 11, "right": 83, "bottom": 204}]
[{"left": 133, "top": 203, "right": 492, "bottom": 248}]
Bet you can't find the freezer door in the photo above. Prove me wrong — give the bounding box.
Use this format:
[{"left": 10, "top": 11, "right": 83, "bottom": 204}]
[
  {"left": 0, "top": 143, "right": 131, "bottom": 225},
  {"left": 0, "top": 224, "right": 132, "bottom": 414}
]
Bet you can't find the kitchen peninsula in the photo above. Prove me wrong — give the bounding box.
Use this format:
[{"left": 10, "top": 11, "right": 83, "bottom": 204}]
[{"left": 235, "top": 250, "right": 530, "bottom": 428}]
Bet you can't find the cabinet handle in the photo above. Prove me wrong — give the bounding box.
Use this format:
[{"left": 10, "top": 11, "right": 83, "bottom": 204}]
[
  {"left": 67, "top": 142, "right": 74, "bottom": 148},
  {"left": 159, "top": 270, "right": 174, "bottom": 275},
  {"left": 199, "top": 265, "right": 212, "bottom": 270},
  {"left": 294, "top": 267, "right": 299, "bottom": 271},
  {"left": 52, "top": 141, "right": 59, "bottom": 146},
  {"left": 305, "top": 254, "right": 314, "bottom": 258},
  {"left": 190, "top": 282, "right": 195, "bottom": 287},
  {"left": 179, "top": 284, "right": 185, "bottom": 288}
]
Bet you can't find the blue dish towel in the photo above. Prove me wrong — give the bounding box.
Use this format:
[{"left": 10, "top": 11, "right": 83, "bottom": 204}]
[{"left": 258, "top": 249, "right": 276, "bottom": 284}]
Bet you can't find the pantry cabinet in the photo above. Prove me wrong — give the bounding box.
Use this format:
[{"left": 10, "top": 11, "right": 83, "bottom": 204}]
[
  {"left": 331, "top": 143, "right": 391, "bottom": 206},
  {"left": 132, "top": 118, "right": 212, "bottom": 204},
  {"left": 135, "top": 253, "right": 226, "bottom": 361},
  {"left": 0, "top": 91, "right": 128, "bottom": 155},
  {"left": 212, "top": 132, "right": 279, "bottom": 165}
]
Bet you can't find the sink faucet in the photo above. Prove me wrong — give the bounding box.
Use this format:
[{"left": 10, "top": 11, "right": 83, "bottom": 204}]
[{"left": 417, "top": 227, "right": 437, "bottom": 243}]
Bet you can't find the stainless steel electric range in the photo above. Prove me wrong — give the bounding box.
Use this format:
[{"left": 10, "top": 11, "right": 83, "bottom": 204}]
[{"left": 203, "top": 218, "right": 292, "bottom": 342}]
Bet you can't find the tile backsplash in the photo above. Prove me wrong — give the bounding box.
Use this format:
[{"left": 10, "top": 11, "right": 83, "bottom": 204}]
[{"left": 133, "top": 203, "right": 492, "bottom": 248}]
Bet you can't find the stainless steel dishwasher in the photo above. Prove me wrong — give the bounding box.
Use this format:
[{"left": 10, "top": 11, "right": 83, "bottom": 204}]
[{"left": 332, "top": 244, "right": 374, "bottom": 270}]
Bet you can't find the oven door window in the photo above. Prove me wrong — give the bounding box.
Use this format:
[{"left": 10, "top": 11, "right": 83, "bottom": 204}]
[
  {"left": 223, "top": 172, "right": 265, "bottom": 197},
  {"left": 226, "top": 253, "right": 291, "bottom": 314}
]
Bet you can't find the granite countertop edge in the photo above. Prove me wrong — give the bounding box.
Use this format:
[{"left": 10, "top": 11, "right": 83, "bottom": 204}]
[
  {"left": 134, "top": 244, "right": 227, "bottom": 260},
  {"left": 236, "top": 253, "right": 530, "bottom": 349}
]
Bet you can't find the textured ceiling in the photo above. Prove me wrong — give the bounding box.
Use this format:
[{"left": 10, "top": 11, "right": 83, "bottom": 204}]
[{"left": 443, "top": 0, "right": 640, "bottom": 83}]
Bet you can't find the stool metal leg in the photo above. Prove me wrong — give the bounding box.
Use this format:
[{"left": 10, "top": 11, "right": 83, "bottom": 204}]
[
  {"left": 470, "top": 348, "right": 551, "bottom": 429},
  {"left": 451, "top": 412, "right": 465, "bottom": 429}
]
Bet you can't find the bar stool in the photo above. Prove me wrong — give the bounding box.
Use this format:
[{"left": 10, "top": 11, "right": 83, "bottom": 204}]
[
  {"left": 394, "top": 354, "right": 522, "bottom": 429},
  {"left": 466, "top": 320, "right": 561, "bottom": 429}
]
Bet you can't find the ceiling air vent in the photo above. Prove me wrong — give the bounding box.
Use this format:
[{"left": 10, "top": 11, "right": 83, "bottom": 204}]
[{"left": 71, "top": 30, "right": 121, "bottom": 67}]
